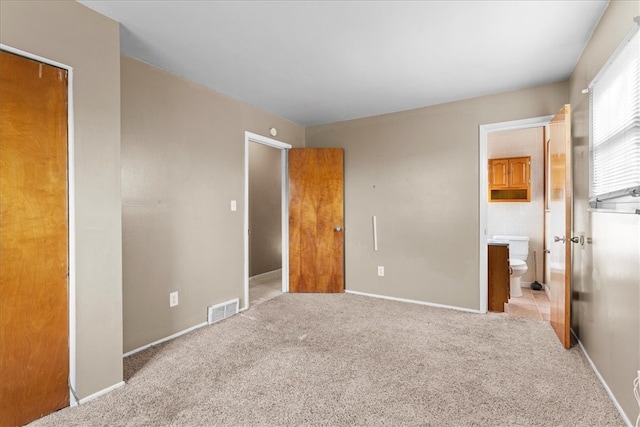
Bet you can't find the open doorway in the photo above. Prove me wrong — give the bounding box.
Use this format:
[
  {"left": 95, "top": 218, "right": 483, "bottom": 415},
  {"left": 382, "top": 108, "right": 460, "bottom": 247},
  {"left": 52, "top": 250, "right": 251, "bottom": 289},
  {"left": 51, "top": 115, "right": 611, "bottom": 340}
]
[
  {"left": 243, "top": 132, "right": 291, "bottom": 310},
  {"left": 248, "top": 141, "right": 282, "bottom": 306},
  {"left": 486, "top": 126, "right": 549, "bottom": 320},
  {"left": 479, "top": 115, "right": 552, "bottom": 314}
]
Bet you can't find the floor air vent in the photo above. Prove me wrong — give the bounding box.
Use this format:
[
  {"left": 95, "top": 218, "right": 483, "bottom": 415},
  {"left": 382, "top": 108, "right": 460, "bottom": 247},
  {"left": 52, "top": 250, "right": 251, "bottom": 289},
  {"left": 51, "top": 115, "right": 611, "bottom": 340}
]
[{"left": 207, "top": 298, "right": 239, "bottom": 325}]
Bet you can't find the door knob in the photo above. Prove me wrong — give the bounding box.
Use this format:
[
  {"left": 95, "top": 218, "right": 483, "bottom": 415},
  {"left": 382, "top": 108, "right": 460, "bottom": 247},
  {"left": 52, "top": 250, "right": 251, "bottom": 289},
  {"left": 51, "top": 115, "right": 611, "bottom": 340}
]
[
  {"left": 569, "top": 236, "right": 584, "bottom": 245},
  {"left": 334, "top": 226, "right": 343, "bottom": 232},
  {"left": 553, "top": 235, "right": 566, "bottom": 243}
]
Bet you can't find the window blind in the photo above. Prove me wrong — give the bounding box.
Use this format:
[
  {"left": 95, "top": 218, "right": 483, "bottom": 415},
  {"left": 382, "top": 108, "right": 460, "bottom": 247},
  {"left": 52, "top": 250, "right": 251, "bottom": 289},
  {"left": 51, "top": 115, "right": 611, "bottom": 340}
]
[{"left": 590, "top": 25, "right": 640, "bottom": 202}]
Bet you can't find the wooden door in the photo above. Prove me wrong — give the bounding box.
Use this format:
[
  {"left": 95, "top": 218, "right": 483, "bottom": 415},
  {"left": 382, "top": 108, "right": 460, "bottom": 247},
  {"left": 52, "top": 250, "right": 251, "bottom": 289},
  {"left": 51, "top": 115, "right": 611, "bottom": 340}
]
[
  {"left": 289, "top": 148, "right": 344, "bottom": 293},
  {"left": 548, "top": 105, "right": 572, "bottom": 349},
  {"left": 488, "top": 159, "right": 508, "bottom": 188},
  {"left": 488, "top": 244, "right": 510, "bottom": 312},
  {"left": 0, "top": 51, "right": 69, "bottom": 425},
  {"left": 509, "top": 157, "right": 530, "bottom": 188}
]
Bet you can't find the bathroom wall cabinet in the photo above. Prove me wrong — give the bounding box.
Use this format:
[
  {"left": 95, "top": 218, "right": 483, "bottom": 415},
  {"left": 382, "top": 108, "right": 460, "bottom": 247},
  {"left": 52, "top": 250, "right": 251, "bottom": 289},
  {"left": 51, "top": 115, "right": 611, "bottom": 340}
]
[
  {"left": 488, "top": 156, "right": 530, "bottom": 202},
  {"left": 488, "top": 243, "right": 510, "bottom": 312}
]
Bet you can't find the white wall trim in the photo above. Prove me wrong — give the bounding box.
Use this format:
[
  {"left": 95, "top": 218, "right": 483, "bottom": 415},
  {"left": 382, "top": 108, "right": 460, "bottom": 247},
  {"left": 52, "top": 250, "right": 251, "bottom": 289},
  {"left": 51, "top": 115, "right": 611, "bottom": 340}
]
[
  {"left": 478, "top": 115, "right": 553, "bottom": 314},
  {"left": 244, "top": 132, "right": 292, "bottom": 311},
  {"left": 346, "top": 290, "right": 482, "bottom": 314},
  {"left": 249, "top": 268, "right": 282, "bottom": 281},
  {"left": 572, "top": 330, "right": 633, "bottom": 427},
  {"left": 0, "top": 43, "right": 78, "bottom": 407},
  {"left": 123, "top": 321, "right": 208, "bottom": 358},
  {"left": 77, "top": 381, "right": 125, "bottom": 405}
]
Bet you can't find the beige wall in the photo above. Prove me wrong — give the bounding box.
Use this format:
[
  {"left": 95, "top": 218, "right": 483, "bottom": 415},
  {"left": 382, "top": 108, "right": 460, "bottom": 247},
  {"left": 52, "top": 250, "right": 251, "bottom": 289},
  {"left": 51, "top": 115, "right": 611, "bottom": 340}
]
[
  {"left": 569, "top": 0, "right": 640, "bottom": 422},
  {"left": 0, "top": 1, "right": 123, "bottom": 398},
  {"left": 249, "top": 142, "right": 282, "bottom": 276},
  {"left": 121, "top": 56, "right": 304, "bottom": 353},
  {"left": 4, "top": 2, "right": 635, "bottom": 420},
  {"left": 307, "top": 82, "right": 567, "bottom": 310}
]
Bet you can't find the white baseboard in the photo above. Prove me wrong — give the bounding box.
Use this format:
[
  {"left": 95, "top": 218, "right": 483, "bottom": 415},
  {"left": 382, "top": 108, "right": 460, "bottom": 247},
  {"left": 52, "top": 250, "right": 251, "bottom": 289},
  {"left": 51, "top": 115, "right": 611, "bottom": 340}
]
[
  {"left": 123, "top": 321, "right": 208, "bottom": 358},
  {"left": 345, "top": 290, "right": 482, "bottom": 314},
  {"left": 572, "top": 329, "right": 632, "bottom": 427},
  {"left": 249, "top": 268, "right": 282, "bottom": 280},
  {"left": 78, "top": 381, "right": 125, "bottom": 405}
]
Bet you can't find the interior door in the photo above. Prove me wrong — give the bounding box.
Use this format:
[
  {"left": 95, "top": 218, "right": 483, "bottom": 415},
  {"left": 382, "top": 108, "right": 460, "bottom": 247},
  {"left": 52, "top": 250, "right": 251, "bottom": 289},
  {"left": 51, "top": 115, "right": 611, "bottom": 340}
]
[
  {"left": 288, "top": 148, "right": 344, "bottom": 293},
  {"left": 548, "top": 105, "right": 572, "bottom": 349},
  {"left": 0, "top": 51, "right": 69, "bottom": 425}
]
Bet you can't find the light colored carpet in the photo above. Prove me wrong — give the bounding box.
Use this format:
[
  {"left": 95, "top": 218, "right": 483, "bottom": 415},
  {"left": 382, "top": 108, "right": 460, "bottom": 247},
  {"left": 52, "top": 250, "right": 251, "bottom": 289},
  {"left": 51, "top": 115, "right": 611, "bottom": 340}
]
[{"left": 31, "top": 293, "right": 623, "bottom": 426}]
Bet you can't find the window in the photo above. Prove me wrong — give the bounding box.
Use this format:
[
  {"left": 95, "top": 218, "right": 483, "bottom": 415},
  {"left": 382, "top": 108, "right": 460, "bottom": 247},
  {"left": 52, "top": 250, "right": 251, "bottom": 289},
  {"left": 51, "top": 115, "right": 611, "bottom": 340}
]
[{"left": 590, "top": 23, "right": 640, "bottom": 210}]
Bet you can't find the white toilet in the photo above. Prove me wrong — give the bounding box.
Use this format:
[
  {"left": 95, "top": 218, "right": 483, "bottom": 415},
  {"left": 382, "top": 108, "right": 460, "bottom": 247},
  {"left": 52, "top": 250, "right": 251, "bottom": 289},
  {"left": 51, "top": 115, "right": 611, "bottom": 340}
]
[{"left": 493, "top": 235, "right": 529, "bottom": 298}]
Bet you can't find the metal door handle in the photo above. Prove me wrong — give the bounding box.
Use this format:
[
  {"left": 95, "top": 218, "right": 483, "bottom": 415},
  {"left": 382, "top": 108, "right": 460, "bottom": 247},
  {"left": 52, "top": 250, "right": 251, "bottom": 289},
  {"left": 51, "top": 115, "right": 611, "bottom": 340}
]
[
  {"left": 570, "top": 236, "right": 585, "bottom": 245},
  {"left": 334, "top": 226, "right": 342, "bottom": 232},
  {"left": 553, "top": 236, "right": 566, "bottom": 243}
]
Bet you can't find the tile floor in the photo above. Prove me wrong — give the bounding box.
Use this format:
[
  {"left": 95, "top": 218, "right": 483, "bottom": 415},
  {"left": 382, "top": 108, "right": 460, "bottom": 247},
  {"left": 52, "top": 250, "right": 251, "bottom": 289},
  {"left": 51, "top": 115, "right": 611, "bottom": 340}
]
[{"left": 505, "top": 286, "right": 550, "bottom": 320}]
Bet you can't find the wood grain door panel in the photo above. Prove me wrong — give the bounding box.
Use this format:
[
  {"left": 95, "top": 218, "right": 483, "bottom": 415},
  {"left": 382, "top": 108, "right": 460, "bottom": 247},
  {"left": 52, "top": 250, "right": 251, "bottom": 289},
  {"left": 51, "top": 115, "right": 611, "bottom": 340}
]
[
  {"left": 0, "top": 51, "right": 69, "bottom": 425},
  {"left": 489, "top": 159, "right": 508, "bottom": 188},
  {"left": 548, "top": 105, "right": 572, "bottom": 349},
  {"left": 488, "top": 244, "right": 510, "bottom": 312},
  {"left": 289, "top": 148, "right": 344, "bottom": 293},
  {"left": 509, "top": 157, "right": 530, "bottom": 188}
]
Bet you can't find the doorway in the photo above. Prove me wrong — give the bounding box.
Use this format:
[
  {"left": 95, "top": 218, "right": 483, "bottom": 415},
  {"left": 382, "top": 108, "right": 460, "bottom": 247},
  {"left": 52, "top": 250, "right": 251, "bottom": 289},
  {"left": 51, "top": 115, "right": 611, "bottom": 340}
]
[
  {"left": 487, "top": 126, "right": 549, "bottom": 319},
  {"left": 243, "top": 132, "right": 291, "bottom": 310},
  {"left": 248, "top": 140, "right": 283, "bottom": 307},
  {"left": 479, "top": 115, "right": 552, "bottom": 314}
]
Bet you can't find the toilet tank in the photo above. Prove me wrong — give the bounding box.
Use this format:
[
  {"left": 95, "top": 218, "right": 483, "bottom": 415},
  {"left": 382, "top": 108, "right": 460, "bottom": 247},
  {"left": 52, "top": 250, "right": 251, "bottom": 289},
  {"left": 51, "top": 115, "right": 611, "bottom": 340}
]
[{"left": 493, "top": 235, "right": 529, "bottom": 260}]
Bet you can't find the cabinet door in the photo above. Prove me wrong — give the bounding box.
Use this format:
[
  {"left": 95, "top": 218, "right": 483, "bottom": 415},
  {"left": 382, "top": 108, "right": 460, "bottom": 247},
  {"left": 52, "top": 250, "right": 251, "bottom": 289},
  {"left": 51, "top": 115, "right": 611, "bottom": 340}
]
[
  {"left": 488, "top": 244, "right": 510, "bottom": 312},
  {"left": 489, "top": 159, "right": 509, "bottom": 188},
  {"left": 509, "top": 157, "right": 530, "bottom": 188}
]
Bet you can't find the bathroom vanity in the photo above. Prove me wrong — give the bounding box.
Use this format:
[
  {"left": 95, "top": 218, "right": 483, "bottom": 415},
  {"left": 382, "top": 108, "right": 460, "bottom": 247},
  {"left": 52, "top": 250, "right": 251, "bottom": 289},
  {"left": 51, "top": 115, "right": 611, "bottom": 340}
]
[{"left": 488, "top": 242, "right": 510, "bottom": 312}]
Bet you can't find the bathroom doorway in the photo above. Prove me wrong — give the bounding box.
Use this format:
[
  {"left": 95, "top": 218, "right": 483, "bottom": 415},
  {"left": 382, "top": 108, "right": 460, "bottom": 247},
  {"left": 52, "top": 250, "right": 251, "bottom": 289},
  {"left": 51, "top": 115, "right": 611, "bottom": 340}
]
[{"left": 479, "top": 116, "right": 552, "bottom": 318}]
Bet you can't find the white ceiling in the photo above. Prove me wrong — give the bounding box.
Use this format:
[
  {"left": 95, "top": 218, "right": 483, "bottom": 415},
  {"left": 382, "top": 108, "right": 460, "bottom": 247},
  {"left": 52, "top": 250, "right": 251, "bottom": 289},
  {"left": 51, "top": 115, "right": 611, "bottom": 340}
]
[{"left": 79, "top": 1, "right": 608, "bottom": 126}]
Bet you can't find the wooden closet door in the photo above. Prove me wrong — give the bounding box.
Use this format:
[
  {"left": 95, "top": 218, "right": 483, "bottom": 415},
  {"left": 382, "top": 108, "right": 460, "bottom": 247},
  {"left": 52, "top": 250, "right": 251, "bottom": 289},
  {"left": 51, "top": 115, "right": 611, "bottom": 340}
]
[
  {"left": 0, "top": 51, "right": 69, "bottom": 426},
  {"left": 289, "top": 148, "right": 344, "bottom": 293}
]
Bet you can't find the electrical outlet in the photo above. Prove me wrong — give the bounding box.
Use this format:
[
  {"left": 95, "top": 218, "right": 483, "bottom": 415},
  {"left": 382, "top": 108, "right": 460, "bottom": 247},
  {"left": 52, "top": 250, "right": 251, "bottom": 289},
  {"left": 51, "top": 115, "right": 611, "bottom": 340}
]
[
  {"left": 377, "top": 266, "right": 384, "bottom": 277},
  {"left": 169, "top": 291, "right": 179, "bottom": 307}
]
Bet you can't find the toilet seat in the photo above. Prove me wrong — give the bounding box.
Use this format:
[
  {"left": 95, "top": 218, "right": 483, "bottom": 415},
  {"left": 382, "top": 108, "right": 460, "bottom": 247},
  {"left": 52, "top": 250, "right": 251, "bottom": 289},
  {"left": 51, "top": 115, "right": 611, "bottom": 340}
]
[{"left": 509, "top": 259, "right": 526, "bottom": 268}]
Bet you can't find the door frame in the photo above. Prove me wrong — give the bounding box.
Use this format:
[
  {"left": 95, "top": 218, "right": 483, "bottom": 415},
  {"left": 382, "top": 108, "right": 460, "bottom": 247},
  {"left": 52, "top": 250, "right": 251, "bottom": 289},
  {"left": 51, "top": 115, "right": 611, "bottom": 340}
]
[
  {"left": 243, "top": 132, "right": 292, "bottom": 310},
  {"left": 478, "top": 115, "right": 552, "bottom": 313},
  {"left": 0, "top": 44, "right": 77, "bottom": 406}
]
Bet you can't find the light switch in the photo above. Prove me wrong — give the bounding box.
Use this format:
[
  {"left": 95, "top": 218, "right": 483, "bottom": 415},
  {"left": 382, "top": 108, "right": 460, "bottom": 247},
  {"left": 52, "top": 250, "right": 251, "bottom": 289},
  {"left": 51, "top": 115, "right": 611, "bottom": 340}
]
[{"left": 230, "top": 200, "right": 237, "bottom": 211}]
